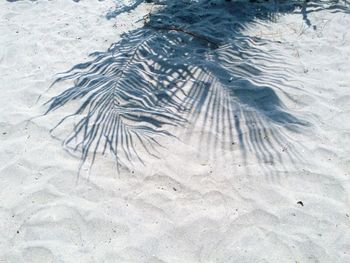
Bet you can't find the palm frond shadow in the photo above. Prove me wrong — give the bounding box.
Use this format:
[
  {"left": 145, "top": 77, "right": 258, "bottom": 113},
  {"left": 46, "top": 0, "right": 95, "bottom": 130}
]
[
  {"left": 46, "top": 29, "right": 189, "bottom": 168},
  {"left": 44, "top": 0, "right": 349, "bottom": 172}
]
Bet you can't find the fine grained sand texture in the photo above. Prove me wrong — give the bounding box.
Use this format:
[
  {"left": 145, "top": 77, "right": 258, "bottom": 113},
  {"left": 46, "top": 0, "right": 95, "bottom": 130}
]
[{"left": 0, "top": 0, "right": 350, "bottom": 262}]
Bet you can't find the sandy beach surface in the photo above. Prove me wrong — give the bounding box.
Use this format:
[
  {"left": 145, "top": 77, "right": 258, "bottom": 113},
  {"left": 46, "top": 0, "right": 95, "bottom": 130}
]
[{"left": 1, "top": 0, "right": 350, "bottom": 262}]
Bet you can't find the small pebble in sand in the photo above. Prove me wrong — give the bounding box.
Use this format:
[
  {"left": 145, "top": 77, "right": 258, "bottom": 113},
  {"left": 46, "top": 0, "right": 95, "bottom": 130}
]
[{"left": 297, "top": 201, "right": 304, "bottom": 207}]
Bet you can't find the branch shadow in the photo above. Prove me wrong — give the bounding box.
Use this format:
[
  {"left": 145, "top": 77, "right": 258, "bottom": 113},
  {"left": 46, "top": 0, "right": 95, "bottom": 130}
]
[{"left": 42, "top": 0, "right": 349, "bottom": 173}]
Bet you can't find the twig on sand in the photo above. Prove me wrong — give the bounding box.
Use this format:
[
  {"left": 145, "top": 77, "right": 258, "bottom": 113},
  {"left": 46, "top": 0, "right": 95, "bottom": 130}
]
[
  {"left": 148, "top": 24, "right": 220, "bottom": 48},
  {"left": 142, "top": 13, "right": 220, "bottom": 48}
]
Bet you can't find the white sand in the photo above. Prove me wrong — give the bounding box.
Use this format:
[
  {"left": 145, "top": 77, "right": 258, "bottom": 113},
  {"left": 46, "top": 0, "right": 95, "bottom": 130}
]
[{"left": 0, "top": 0, "right": 350, "bottom": 262}]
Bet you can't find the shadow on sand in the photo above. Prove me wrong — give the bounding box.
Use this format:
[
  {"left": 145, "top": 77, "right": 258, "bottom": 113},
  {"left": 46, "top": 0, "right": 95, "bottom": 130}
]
[{"left": 40, "top": 0, "right": 348, "bottom": 171}]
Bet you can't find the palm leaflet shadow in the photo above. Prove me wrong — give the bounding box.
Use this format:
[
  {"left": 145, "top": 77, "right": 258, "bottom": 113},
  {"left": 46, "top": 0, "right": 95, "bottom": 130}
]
[{"left": 44, "top": 0, "right": 349, "bottom": 173}]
